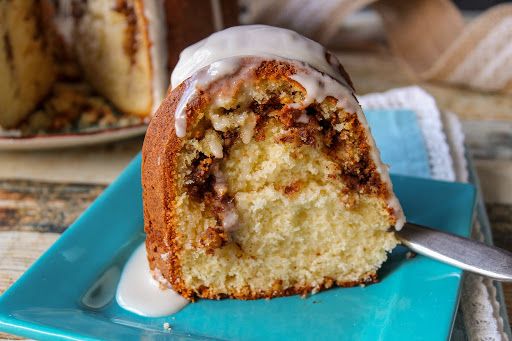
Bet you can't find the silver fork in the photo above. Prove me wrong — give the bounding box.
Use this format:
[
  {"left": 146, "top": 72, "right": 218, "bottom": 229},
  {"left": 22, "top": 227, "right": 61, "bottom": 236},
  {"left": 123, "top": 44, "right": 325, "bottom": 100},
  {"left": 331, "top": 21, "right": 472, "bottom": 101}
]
[{"left": 397, "top": 222, "right": 512, "bottom": 281}]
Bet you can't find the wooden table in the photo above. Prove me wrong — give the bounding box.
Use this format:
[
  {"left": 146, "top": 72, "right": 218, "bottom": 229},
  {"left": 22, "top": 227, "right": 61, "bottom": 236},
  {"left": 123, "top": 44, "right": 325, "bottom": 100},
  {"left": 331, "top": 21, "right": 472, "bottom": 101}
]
[{"left": 1, "top": 52, "right": 511, "bottom": 339}]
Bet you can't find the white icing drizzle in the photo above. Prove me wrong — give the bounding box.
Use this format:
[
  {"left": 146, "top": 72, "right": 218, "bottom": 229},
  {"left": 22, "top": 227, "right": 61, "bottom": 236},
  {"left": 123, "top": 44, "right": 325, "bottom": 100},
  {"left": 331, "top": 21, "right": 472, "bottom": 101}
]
[
  {"left": 207, "top": 60, "right": 241, "bottom": 81},
  {"left": 356, "top": 112, "right": 406, "bottom": 230},
  {"left": 289, "top": 72, "right": 357, "bottom": 114},
  {"left": 388, "top": 191, "right": 406, "bottom": 229},
  {"left": 142, "top": 0, "right": 169, "bottom": 113},
  {"left": 174, "top": 81, "right": 197, "bottom": 137},
  {"left": 116, "top": 243, "right": 189, "bottom": 317},
  {"left": 212, "top": 163, "right": 228, "bottom": 197},
  {"left": 174, "top": 59, "right": 242, "bottom": 137},
  {"left": 171, "top": 25, "right": 349, "bottom": 89},
  {"left": 221, "top": 207, "right": 239, "bottom": 231}
]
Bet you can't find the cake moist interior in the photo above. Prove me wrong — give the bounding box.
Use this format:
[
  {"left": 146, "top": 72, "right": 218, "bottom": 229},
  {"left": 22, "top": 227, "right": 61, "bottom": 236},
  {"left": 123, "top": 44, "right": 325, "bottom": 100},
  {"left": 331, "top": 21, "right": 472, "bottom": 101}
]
[{"left": 173, "top": 69, "right": 397, "bottom": 298}]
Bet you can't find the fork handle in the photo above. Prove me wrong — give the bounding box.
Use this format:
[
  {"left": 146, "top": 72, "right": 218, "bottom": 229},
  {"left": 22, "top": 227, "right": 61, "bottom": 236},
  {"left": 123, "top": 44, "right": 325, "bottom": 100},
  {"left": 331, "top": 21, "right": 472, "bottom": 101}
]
[{"left": 396, "top": 223, "right": 512, "bottom": 281}]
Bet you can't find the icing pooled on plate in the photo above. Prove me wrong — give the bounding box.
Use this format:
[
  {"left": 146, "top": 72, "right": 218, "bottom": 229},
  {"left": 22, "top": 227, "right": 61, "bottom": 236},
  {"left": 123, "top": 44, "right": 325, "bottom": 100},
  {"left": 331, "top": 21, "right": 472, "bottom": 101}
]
[{"left": 116, "top": 243, "right": 189, "bottom": 317}]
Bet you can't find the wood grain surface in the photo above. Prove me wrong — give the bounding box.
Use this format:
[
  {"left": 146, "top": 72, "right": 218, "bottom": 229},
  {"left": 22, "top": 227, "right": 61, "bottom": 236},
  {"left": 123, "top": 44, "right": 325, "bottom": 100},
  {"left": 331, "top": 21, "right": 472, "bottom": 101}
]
[
  {"left": 0, "top": 181, "right": 106, "bottom": 340},
  {"left": 0, "top": 180, "right": 105, "bottom": 233}
]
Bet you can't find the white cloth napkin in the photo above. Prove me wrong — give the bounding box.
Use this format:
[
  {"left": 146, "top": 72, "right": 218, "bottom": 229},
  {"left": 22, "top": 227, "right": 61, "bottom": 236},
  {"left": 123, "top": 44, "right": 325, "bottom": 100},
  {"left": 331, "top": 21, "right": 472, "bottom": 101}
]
[{"left": 359, "top": 86, "right": 510, "bottom": 341}]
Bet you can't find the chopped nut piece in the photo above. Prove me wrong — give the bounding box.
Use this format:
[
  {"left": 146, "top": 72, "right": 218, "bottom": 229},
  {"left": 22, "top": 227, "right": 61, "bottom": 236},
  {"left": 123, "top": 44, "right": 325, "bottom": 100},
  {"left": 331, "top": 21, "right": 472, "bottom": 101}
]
[{"left": 200, "top": 227, "right": 229, "bottom": 254}]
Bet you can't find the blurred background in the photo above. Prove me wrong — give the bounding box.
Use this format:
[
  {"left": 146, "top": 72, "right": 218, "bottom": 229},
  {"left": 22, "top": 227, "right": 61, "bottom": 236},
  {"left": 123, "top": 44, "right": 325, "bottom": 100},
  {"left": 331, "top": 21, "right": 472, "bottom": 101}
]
[{"left": 0, "top": 0, "right": 511, "bottom": 339}]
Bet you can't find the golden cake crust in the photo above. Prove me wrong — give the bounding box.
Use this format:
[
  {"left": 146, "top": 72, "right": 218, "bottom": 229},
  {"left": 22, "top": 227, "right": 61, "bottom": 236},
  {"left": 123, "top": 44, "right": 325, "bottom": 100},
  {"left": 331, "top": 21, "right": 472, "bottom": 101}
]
[{"left": 142, "top": 58, "right": 392, "bottom": 300}]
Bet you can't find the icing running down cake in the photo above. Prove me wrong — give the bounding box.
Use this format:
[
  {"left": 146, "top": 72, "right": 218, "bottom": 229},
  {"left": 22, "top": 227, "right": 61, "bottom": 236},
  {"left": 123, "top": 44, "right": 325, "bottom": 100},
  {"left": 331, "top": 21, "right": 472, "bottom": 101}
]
[{"left": 142, "top": 25, "right": 405, "bottom": 300}]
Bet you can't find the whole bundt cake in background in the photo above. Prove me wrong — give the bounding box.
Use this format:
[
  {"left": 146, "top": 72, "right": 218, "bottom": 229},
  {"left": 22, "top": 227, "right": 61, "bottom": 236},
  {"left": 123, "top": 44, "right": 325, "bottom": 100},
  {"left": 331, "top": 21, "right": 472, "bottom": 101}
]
[
  {"left": 142, "top": 25, "right": 405, "bottom": 300},
  {"left": 0, "top": 0, "right": 56, "bottom": 128},
  {"left": 0, "top": 0, "right": 239, "bottom": 130},
  {"left": 52, "top": 0, "right": 169, "bottom": 117}
]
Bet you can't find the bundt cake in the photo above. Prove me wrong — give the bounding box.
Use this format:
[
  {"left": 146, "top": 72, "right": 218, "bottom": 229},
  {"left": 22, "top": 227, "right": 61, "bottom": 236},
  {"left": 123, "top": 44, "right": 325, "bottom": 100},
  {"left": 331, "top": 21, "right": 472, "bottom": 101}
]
[
  {"left": 50, "top": 0, "right": 168, "bottom": 117},
  {"left": 0, "top": 0, "right": 56, "bottom": 128},
  {"left": 0, "top": 0, "right": 239, "bottom": 128},
  {"left": 142, "top": 25, "right": 405, "bottom": 300}
]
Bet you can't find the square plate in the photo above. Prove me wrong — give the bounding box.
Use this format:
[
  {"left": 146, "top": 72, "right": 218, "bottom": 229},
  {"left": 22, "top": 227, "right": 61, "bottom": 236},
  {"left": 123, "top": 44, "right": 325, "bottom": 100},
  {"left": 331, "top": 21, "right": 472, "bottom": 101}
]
[{"left": 0, "top": 154, "right": 475, "bottom": 340}]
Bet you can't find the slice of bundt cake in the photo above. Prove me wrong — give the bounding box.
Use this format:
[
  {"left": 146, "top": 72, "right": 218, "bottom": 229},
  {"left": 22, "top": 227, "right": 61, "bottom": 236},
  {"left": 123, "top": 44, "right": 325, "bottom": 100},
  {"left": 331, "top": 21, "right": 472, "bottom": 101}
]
[
  {"left": 144, "top": 25, "right": 405, "bottom": 300},
  {"left": 0, "top": 0, "right": 56, "bottom": 128}
]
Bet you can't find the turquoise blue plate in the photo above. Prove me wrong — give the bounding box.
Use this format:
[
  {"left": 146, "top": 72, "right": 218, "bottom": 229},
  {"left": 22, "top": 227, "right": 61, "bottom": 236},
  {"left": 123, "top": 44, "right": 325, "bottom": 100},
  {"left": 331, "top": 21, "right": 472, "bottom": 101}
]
[{"left": 0, "top": 153, "right": 476, "bottom": 340}]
